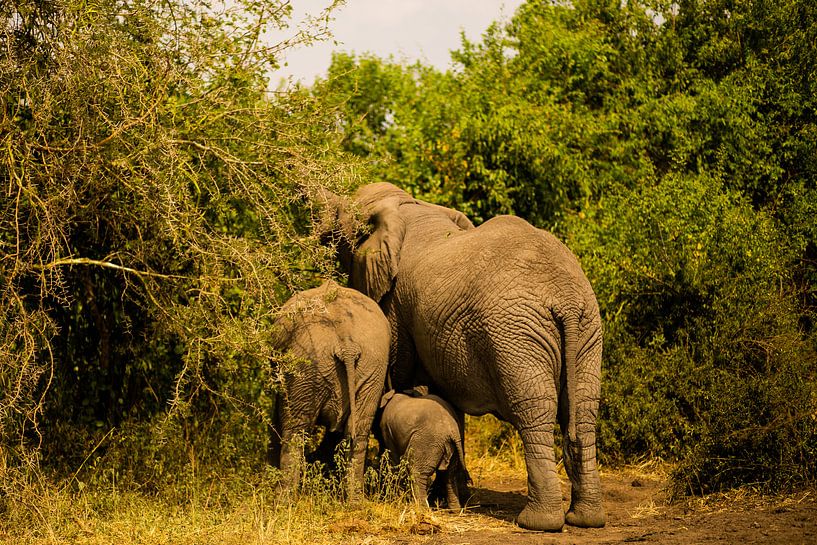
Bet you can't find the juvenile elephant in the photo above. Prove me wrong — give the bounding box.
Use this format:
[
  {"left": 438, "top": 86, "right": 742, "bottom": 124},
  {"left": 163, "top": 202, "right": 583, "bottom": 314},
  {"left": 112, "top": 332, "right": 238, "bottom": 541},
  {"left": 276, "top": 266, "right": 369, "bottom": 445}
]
[
  {"left": 269, "top": 280, "right": 390, "bottom": 498},
  {"left": 318, "top": 183, "right": 606, "bottom": 530},
  {"left": 379, "top": 389, "right": 470, "bottom": 509}
]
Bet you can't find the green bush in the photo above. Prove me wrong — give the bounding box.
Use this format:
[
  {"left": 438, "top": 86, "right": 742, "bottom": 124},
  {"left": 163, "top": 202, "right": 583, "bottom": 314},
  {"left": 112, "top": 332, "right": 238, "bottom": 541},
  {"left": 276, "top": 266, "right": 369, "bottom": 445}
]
[
  {"left": 576, "top": 173, "right": 817, "bottom": 491},
  {"left": 0, "top": 0, "right": 355, "bottom": 499},
  {"left": 312, "top": 0, "right": 817, "bottom": 495}
]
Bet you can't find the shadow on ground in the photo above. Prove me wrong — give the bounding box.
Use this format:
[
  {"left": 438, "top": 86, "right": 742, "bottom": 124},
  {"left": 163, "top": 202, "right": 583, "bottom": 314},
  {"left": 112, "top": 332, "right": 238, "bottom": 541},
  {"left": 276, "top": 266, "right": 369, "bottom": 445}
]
[
  {"left": 406, "top": 470, "right": 817, "bottom": 545},
  {"left": 464, "top": 486, "right": 528, "bottom": 524}
]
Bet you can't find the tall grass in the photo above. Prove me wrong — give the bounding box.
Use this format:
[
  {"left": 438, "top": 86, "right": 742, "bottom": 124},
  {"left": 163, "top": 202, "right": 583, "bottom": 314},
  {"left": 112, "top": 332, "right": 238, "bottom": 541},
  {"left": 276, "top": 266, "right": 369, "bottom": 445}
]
[
  {"left": 464, "top": 415, "right": 527, "bottom": 481},
  {"left": 0, "top": 454, "right": 420, "bottom": 545},
  {"left": 0, "top": 418, "right": 535, "bottom": 544}
]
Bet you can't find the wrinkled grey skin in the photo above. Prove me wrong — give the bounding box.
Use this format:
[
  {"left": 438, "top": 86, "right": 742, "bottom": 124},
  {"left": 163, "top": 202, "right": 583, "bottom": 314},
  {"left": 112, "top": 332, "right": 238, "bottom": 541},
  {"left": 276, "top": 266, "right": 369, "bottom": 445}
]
[
  {"left": 379, "top": 390, "right": 470, "bottom": 509},
  {"left": 270, "top": 281, "right": 390, "bottom": 498},
  {"left": 319, "top": 183, "right": 605, "bottom": 531}
]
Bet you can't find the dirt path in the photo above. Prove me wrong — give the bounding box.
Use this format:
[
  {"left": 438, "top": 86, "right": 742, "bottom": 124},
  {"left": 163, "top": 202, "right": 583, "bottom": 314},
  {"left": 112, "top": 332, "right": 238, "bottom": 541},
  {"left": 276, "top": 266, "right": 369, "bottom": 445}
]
[{"left": 387, "top": 470, "right": 817, "bottom": 545}]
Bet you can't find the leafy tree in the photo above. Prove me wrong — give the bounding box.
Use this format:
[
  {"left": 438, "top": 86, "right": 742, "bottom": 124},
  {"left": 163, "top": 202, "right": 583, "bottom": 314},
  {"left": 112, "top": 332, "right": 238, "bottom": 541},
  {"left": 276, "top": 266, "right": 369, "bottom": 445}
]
[
  {"left": 1, "top": 0, "right": 354, "bottom": 495},
  {"left": 312, "top": 0, "right": 817, "bottom": 494}
]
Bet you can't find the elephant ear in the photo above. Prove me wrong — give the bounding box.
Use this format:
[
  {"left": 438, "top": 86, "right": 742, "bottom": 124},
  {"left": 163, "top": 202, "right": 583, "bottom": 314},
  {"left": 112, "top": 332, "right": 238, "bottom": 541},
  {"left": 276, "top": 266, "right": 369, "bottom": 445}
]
[
  {"left": 351, "top": 197, "right": 405, "bottom": 302},
  {"left": 416, "top": 201, "right": 475, "bottom": 231},
  {"left": 379, "top": 389, "right": 395, "bottom": 409}
]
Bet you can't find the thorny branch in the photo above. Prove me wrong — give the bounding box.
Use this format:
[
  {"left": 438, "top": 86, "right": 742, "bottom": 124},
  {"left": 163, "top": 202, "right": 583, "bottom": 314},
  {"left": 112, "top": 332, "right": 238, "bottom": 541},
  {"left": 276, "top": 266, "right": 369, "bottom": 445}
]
[{"left": 0, "top": 0, "right": 352, "bottom": 480}]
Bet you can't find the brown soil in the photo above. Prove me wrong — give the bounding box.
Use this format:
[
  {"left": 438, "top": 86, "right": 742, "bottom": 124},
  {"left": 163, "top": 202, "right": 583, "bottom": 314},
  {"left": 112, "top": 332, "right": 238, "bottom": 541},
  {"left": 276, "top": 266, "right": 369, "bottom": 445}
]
[{"left": 387, "top": 470, "right": 817, "bottom": 545}]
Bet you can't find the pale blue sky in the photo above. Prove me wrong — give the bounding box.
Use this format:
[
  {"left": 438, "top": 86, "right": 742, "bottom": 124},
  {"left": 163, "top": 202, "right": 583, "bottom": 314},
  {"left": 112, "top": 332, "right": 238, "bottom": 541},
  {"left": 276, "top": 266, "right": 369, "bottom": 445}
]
[{"left": 269, "top": 0, "right": 525, "bottom": 87}]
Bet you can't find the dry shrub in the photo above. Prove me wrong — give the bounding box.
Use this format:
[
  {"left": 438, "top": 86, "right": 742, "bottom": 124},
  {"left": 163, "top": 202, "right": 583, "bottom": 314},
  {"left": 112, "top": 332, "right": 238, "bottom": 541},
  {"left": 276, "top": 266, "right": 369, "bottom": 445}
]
[{"left": 1, "top": 0, "right": 357, "bottom": 517}]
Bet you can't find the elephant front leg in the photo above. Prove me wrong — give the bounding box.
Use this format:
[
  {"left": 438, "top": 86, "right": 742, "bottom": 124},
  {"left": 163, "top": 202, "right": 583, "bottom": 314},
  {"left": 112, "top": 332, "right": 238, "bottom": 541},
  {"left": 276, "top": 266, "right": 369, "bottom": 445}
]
[{"left": 388, "top": 314, "right": 420, "bottom": 392}]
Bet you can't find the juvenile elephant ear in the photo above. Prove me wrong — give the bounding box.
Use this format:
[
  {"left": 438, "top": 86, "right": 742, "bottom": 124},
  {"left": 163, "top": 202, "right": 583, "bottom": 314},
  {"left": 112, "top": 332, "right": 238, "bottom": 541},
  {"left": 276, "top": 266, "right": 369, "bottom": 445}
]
[
  {"left": 351, "top": 197, "right": 405, "bottom": 302},
  {"left": 379, "top": 389, "right": 395, "bottom": 409}
]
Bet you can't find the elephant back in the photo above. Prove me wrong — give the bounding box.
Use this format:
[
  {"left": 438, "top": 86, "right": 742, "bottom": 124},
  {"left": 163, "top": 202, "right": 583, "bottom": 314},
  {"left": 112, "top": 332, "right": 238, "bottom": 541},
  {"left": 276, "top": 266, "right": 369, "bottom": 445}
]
[
  {"left": 354, "top": 182, "right": 415, "bottom": 211},
  {"left": 445, "top": 215, "right": 600, "bottom": 322},
  {"left": 272, "top": 280, "right": 390, "bottom": 359}
]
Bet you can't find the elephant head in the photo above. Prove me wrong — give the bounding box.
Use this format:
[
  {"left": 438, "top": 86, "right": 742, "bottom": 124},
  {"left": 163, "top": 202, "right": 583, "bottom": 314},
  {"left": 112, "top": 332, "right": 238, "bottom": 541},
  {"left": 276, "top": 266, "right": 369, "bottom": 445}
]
[{"left": 316, "top": 183, "right": 474, "bottom": 302}]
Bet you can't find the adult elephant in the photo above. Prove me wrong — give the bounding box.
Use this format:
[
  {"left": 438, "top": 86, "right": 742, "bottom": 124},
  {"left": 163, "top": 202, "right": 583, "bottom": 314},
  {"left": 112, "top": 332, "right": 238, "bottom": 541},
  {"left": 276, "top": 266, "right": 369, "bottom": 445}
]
[{"left": 319, "top": 183, "right": 605, "bottom": 531}]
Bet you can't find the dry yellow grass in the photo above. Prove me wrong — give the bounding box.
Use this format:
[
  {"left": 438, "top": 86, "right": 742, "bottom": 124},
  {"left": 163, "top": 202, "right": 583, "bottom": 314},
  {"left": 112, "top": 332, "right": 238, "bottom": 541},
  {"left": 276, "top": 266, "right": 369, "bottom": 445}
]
[
  {"left": 0, "top": 487, "right": 530, "bottom": 545},
  {"left": 464, "top": 414, "right": 527, "bottom": 483},
  {"left": 9, "top": 458, "right": 806, "bottom": 545},
  {"left": 0, "top": 421, "right": 683, "bottom": 545}
]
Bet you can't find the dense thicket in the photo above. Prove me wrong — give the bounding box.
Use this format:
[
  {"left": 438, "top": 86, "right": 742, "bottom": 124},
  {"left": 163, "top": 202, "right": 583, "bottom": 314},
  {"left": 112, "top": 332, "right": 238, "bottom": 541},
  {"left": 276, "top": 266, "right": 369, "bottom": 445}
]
[
  {"left": 1, "top": 0, "right": 353, "bottom": 501},
  {"left": 311, "top": 0, "right": 817, "bottom": 495},
  {"left": 2, "top": 0, "right": 815, "bottom": 511}
]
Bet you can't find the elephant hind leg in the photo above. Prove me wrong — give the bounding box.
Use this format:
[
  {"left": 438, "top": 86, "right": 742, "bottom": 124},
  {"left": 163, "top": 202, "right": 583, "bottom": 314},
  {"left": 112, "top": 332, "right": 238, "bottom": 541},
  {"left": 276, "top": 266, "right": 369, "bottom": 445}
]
[
  {"left": 494, "top": 352, "right": 565, "bottom": 530},
  {"left": 410, "top": 467, "right": 433, "bottom": 508},
  {"left": 442, "top": 470, "right": 462, "bottom": 510},
  {"left": 502, "top": 385, "right": 564, "bottom": 531},
  {"left": 559, "top": 400, "right": 605, "bottom": 527},
  {"left": 514, "top": 420, "right": 565, "bottom": 532},
  {"left": 278, "top": 429, "right": 307, "bottom": 492},
  {"left": 557, "top": 353, "right": 605, "bottom": 528}
]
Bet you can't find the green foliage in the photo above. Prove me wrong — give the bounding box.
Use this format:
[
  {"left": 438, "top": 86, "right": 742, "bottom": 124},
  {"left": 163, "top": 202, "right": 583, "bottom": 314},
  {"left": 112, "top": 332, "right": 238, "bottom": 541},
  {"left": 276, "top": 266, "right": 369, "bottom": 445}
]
[
  {"left": 314, "top": 43, "right": 595, "bottom": 227},
  {"left": 2, "top": 0, "right": 816, "bottom": 512},
  {"left": 0, "top": 0, "right": 356, "bottom": 502},
  {"left": 584, "top": 173, "right": 814, "bottom": 475},
  {"left": 312, "top": 0, "right": 817, "bottom": 495}
]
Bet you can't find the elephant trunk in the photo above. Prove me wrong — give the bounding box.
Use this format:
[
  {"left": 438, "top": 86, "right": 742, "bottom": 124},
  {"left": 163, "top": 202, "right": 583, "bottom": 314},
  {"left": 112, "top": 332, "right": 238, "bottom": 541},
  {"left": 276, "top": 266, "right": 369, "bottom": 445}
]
[
  {"left": 313, "top": 188, "right": 355, "bottom": 240},
  {"left": 452, "top": 435, "right": 471, "bottom": 485},
  {"left": 313, "top": 187, "right": 357, "bottom": 272},
  {"left": 344, "top": 356, "right": 357, "bottom": 450}
]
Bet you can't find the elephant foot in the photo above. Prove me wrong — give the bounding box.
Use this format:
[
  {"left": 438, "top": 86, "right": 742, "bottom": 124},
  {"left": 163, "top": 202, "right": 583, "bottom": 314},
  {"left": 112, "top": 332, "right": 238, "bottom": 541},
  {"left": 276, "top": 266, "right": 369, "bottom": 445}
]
[
  {"left": 565, "top": 504, "right": 606, "bottom": 528},
  {"left": 517, "top": 503, "right": 565, "bottom": 532}
]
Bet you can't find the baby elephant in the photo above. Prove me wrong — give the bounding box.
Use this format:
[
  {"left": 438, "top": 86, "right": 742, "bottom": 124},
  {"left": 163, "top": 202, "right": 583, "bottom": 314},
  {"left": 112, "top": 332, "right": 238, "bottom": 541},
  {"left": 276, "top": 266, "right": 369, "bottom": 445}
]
[
  {"left": 379, "top": 389, "right": 470, "bottom": 509},
  {"left": 270, "top": 280, "right": 390, "bottom": 498}
]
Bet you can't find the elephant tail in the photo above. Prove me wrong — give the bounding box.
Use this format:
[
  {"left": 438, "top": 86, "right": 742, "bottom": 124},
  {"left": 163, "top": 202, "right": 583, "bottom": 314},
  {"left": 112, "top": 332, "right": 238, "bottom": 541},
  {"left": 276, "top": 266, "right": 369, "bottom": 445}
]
[
  {"left": 334, "top": 342, "right": 362, "bottom": 452},
  {"left": 562, "top": 312, "right": 580, "bottom": 446},
  {"left": 453, "top": 439, "right": 472, "bottom": 485}
]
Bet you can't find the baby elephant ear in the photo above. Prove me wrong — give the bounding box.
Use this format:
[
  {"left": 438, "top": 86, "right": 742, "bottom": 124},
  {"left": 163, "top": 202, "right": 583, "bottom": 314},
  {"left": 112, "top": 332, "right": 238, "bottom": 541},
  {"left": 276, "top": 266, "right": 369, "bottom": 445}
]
[
  {"left": 352, "top": 197, "right": 405, "bottom": 302},
  {"left": 379, "top": 389, "right": 395, "bottom": 409}
]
